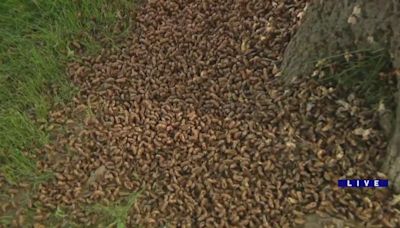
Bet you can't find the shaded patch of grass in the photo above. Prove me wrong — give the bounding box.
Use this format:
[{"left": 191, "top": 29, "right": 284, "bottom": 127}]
[
  {"left": 0, "top": 109, "right": 52, "bottom": 185},
  {"left": 0, "top": 148, "right": 53, "bottom": 186},
  {"left": 0, "top": 215, "right": 13, "bottom": 226},
  {"left": 42, "top": 205, "right": 81, "bottom": 228},
  {"left": 88, "top": 191, "right": 142, "bottom": 228},
  {"left": 315, "top": 48, "right": 396, "bottom": 108},
  {"left": 0, "top": 0, "right": 138, "bottom": 183},
  {"left": 36, "top": 190, "right": 142, "bottom": 227}
]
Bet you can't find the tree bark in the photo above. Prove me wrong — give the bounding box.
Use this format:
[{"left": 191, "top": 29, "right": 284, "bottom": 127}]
[
  {"left": 284, "top": 1, "right": 400, "bottom": 226},
  {"left": 281, "top": 0, "right": 400, "bottom": 193},
  {"left": 282, "top": 0, "right": 400, "bottom": 82}
]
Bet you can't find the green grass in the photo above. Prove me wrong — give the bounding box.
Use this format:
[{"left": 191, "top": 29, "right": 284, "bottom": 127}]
[
  {"left": 315, "top": 48, "right": 395, "bottom": 107},
  {"left": 0, "top": 215, "right": 13, "bottom": 226},
  {"left": 0, "top": 148, "right": 54, "bottom": 186},
  {"left": 40, "top": 190, "right": 142, "bottom": 227},
  {"left": 0, "top": 0, "right": 138, "bottom": 184},
  {"left": 88, "top": 191, "right": 142, "bottom": 228},
  {"left": 41, "top": 205, "right": 81, "bottom": 227},
  {"left": 0, "top": 109, "right": 52, "bottom": 185}
]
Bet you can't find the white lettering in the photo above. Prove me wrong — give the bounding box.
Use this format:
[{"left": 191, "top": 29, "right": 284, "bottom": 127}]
[
  {"left": 356, "top": 180, "right": 359, "bottom": 186},
  {"left": 374, "top": 180, "right": 379, "bottom": 187},
  {"left": 347, "top": 180, "right": 352, "bottom": 187},
  {"left": 364, "top": 180, "right": 369, "bottom": 186}
]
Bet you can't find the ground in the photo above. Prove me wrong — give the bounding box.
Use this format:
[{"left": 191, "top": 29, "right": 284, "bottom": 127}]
[{"left": 1, "top": 0, "right": 400, "bottom": 227}]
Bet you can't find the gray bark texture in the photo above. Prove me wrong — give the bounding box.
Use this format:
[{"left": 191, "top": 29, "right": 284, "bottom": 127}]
[
  {"left": 282, "top": 0, "right": 400, "bottom": 81},
  {"left": 284, "top": 1, "right": 400, "bottom": 226},
  {"left": 281, "top": 0, "right": 400, "bottom": 193}
]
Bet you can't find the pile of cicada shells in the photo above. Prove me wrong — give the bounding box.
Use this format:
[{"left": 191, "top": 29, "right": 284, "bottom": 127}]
[{"left": 23, "top": 0, "right": 400, "bottom": 227}]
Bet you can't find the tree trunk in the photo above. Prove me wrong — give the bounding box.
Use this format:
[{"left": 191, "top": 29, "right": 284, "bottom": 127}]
[
  {"left": 283, "top": 1, "right": 400, "bottom": 226},
  {"left": 282, "top": 0, "right": 400, "bottom": 82},
  {"left": 282, "top": 0, "right": 400, "bottom": 193}
]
